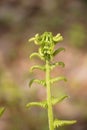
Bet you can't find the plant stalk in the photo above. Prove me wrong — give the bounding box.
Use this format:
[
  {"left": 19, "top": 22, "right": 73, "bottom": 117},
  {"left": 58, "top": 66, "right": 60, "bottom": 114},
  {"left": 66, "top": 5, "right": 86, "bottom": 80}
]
[{"left": 46, "top": 60, "right": 54, "bottom": 130}]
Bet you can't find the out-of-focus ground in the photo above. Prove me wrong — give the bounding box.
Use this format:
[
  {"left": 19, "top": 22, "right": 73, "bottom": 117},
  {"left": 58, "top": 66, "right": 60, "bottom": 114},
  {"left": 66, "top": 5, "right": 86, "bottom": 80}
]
[{"left": 0, "top": 0, "right": 87, "bottom": 130}]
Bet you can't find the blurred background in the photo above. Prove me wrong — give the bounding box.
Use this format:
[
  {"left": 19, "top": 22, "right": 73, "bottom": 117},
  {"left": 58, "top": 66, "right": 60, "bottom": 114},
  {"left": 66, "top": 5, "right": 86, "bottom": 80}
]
[{"left": 0, "top": 0, "right": 87, "bottom": 130}]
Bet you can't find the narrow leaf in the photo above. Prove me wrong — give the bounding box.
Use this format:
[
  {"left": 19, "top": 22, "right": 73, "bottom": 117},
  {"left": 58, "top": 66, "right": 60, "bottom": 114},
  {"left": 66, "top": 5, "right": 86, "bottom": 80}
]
[
  {"left": 29, "top": 79, "right": 46, "bottom": 87},
  {"left": 29, "top": 34, "right": 39, "bottom": 45},
  {"left": 0, "top": 107, "right": 5, "bottom": 117},
  {"left": 26, "top": 101, "right": 47, "bottom": 109},
  {"left": 30, "top": 65, "right": 45, "bottom": 72},
  {"left": 50, "top": 61, "right": 65, "bottom": 70},
  {"left": 52, "top": 95, "right": 68, "bottom": 105},
  {"left": 53, "top": 48, "right": 65, "bottom": 56},
  {"left": 28, "top": 37, "right": 35, "bottom": 42},
  {"left": 53, "top": 33, "right": 63, "bottom": 43},
  {"left": 51, "top": 76, "right": 67, "bottom": 84},
  {"left": 54, "top": 119, "right": 77, "bottom": 128},
  {"left": 30, "top": 53, "right": 44, "bottom": 60}
]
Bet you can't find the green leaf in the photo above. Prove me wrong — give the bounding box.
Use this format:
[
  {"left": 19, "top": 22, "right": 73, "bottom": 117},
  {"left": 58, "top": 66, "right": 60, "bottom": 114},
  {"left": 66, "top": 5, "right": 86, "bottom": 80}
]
[
  {"left": 50, "top": 61, "right": 65, "bottom": 70},
  {"left": 29, "top": 34, "right": 40, "bottom": 45},
  {"left": 52, "top": 95, "right": 68, "bottom": 105},
  {"left": 30, "top": 65, "right": 45, "bottom": 72},
  {"left": 50, "top": 76, "right": 67, "bottom": 84},
  {"left": 53, "top": 47, "right": 65, "bottom": 56},
  {"left": 54, "top": 119, "right": 77, "bottom": 128},
  {"left": 28, "top": 37, "right": 35, "bottom": 42},
  {"left": 53, "top": 33, "right": 63, "bottom": 43},
  {"left": 26, "top": 101, "right": 47, "bottom": 109},
  {"left": 29, "top": 79, "right": 46, "bottom": 87},
  {"left": 30, "top": 53, "right": 44, "bottom": 60},
  {"left": 0, "top": 107, "right": 5, "bottom": 117}
]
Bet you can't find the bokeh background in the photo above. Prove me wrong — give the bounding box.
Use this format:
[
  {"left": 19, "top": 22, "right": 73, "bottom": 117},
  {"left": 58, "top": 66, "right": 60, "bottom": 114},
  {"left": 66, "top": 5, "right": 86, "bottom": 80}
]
[{"left": 0, "top": 0, "right": 87, "bottom": 130}]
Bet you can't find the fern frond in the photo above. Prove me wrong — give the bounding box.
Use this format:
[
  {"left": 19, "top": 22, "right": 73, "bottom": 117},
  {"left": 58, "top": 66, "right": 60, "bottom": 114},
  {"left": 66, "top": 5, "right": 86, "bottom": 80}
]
[
  {"left": 0, "top": 107, "right": 5, "bottom": 117},
  {"left": 50, "top": 61, "right": 65, "bottom": 70},
  {"left": 30, "top": 65, "right": 45, "bottom": 72},
  {"left": 50, "top": 76, "right": 67, "bottom": 84},
  {"left": 30, "top": 53, "right": 44, "bottom": 60},
  {"left": 53, "top": 47, "right": 65, "bottom": 56},
  {"left": 52, "top": 95, "right": 68, "bottom": 105},
  {"left": 29, "top": 79, "right": 46, "bottom": 87},
  {"left": 54, "top": 119, "right": 77, "bottom": 128},
  {"left": 26, "top": 101, "right": 47, "bottom": 109}
]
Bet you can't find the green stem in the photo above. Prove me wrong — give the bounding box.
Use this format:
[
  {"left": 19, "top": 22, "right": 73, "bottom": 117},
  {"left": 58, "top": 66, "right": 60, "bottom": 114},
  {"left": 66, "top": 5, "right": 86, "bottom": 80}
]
[{"left": 46, "top": 60, "right": 54, "bottom": 130}]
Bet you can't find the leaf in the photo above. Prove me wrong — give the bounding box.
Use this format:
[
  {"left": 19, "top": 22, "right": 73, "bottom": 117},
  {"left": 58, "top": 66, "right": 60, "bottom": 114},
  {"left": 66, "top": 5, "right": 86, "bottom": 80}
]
[
  {"left": 54, "top": 119, "right": 77, "bottom": 128},
  {"left": 28, "top": 37, "right": 35, "bottom": 42},
  {"left": 29, "top": 34, "right": 40, "bottom": 45},
  {"left": 50, "top": 61, "right": 65, "bottom": 70},
  {"left": 52, "top": 95, "right": 68, "bottom": 105},
  {"left": 53, "top": 33, "right": 63, "bottom": 43},
  {"left": 26, "top": 101, "right": 47, "bottom": 109},
  {"left": 53, "top": 47, "right": 65, "bottom": 56},
  {"left": 30, "top": 65, "right": 45, "bottom": 72},
  {"left": 29, "top": 79, "right": 46, "bottom": 87},
  {"left": 50, "top": 76, "right": 67, "bottom": 84},
  {"left": 0, "top": 107, "right": 5, "bottom": 117},
  {"left": 30, "top": 53, "right": 44, "bottom": 60}
]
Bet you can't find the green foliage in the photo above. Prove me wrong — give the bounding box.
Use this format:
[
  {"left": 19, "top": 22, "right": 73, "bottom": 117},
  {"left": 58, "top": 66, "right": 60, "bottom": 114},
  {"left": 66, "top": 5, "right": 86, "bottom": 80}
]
[
  {"left": 29, "top": 32, "right": 63, "bottom": 61},
  {"left": 30, "top": 52, "right": 44, "bottom": 60},
  {"left": 51, "top": 95, "right": 68, "bottom": 105},
  {"left": 30, "top": 65, "right": 45, "bottom": 72},
  {"left": 26, "top": 101, "right": 47, "bottom": 109},
  {"left": 53, "top": 47, "right": 65, "bottom": 56},
  {"left": 54, "top": 119, "right": 76, "bottom": 128},
  {"left": 50, "top": 61, "right": 65, "bottom": 70},
  {"left": 0, "top": 107, "right": 5, "bottom": 117},
  {"left": 26, "top": 95, "right": 68, "bottom": 110},
  {"left": 29, "top": 79, "right": 46, "bottom": 87},
  {"left": 28, "top": 32, "right": 76, "bottom": 130},
  {"left": 50, "top": 76, "right": 67, "bottom": 84}
]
